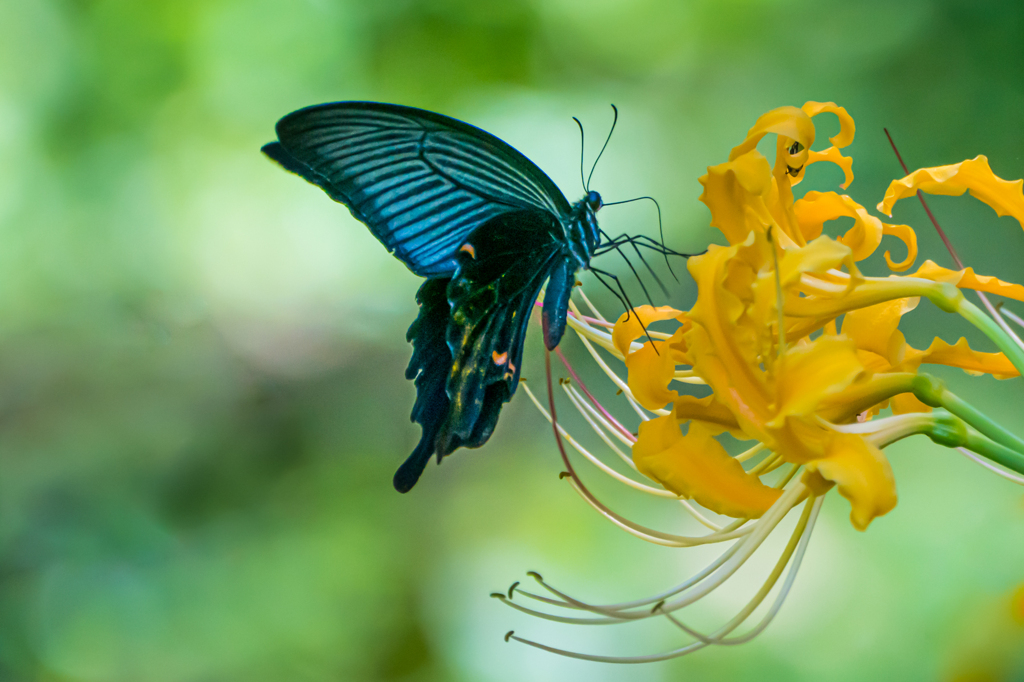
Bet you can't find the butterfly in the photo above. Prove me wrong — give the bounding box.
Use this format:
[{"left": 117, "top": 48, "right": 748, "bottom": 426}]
[{"left": 263, "top": 101, "right": 681, "bottom": 492}]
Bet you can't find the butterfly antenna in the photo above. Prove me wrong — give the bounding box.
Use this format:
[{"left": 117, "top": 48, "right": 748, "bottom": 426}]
[
  {"left": 589, "top": 266, "right": 658, "bottom": 352},
  {"left": 573, "top": 117, "right": 587, "bottom": 194},
  {"left": 601, "top": 196, "right": 677, "bottom": 281},
  {"left": 585, "top": 104, "right": 618, "bottom": 192}
]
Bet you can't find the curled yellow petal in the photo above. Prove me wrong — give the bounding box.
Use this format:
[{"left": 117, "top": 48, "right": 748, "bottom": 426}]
[
  {"left": 793, "top": 192, "right": 883, "bottom": 261},
  {"left": 910, "top": 260, "right": 1024, "bottom": 302},
  {"left": 918, "top": 337, "right": 1019, "bottom": 379},
  {"left": 881, "top": 222, "right": 917, "bottom": 271},
  {"left": 633, "top": 417, "right": 782, "bottom": 518},
  {"left": 612, "top": 305, "right": 683, "bottom": 357},
  {"left": 729, "top": 106, "right": 816, "bottom": 162},
  {"left": 807, "top": 433, "right": 897, "bottom": 531},
  {"left": 625, "top": 341, "right": 679, "bottom": 410},
  {"left": 801, "top": 101, "right": 855, "bottom": 148},
  {"left": 877, "top": 155, "right": 1024, "bottom": 229},
  {"left": 806, "top": 146, "right": 854, "bottom": 189}
]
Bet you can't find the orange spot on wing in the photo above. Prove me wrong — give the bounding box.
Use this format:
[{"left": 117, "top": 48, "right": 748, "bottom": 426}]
[
  {"left": 492, "top": 351, "right": 508, "bottom": 365},
  {"left": 459, "top": 243, "right": 476, "bottom": 258}
]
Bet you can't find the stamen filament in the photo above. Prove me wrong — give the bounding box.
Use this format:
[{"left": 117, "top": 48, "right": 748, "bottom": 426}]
[
  {"left": 521, "top": 383, "right": 677, "bottom": 499},
  {"left": 555, "top": 348, "right": 636, "bottom": 442}
]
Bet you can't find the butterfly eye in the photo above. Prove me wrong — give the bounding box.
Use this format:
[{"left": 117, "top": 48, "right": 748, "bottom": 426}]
[{"left": 586, "top": 191, "right": 603, "bottom": 211}]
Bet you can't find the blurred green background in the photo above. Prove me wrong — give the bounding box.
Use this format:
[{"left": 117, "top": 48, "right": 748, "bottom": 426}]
[{"left": 2, "top": 0, "right": 1024, "bottom": 680}]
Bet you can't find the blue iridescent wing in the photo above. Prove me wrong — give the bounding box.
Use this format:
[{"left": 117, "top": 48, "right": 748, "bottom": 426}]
[{"left": 262, "top": 102, "right": 573, "bottom": 278}]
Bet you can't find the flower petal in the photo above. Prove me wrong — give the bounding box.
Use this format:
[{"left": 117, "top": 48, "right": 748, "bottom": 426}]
[
  {"left": 805, "top": 146, "right": 854, "bottom": 189},
  {"left": 778, "top": 235, "right": 856, "bottom": 287},
  {"left": 633, "top": 417, "right": 782, "bottom": 518},
  {"left": 910, "top": 260, "right": 1024, "bottom": 302},
  {"left": 890, "top": 392, "right": 932, "bottom": 414},
  {"left": 728, "top": 106, "right": 815, "bottom": 162},
  {"left": 673, "top": 394, "right": 744, "bottom": 437},
  {"left": 611, "top": 305, "right": 683, "bottom": 357},
  {"left": 881, "top": 222, "right": 917, "bottom": 271},
  {"left": 807, "top": 433, "right": 897, "bottom": 531},
  {"left": 625, "top": 340, "right": 679, "bottom": 410},
  {"left": 877, "top": 156, "right": 1024, "bottom": 230},
  {"left": 793, "top": 191, "right": 884, "bottom": 261},
  {"left": 772, "top": 336, "right": 866, "bottom": 425},
  {"left": 698, "top": 151, "right": 776, "bottom": 246},
  {"left": 918, "top": 337, "right": 1019, "bottom": 379},
  {"left": 801, "top": 101, "right": 855, "bottom": 148},
  {"left": 841, "top": 297, "right": 918, "bottom": 362}
]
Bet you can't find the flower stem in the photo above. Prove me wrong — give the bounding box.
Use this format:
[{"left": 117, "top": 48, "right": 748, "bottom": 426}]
[
  {"left": 911, "top": 374, "right": 1024, "bottom": 456},
  {"left": 957, "top": 298, "right": 1024, "bottom": 378},
  {"left": 963, "top": 429, "right": 1024, "bottom": 477}
]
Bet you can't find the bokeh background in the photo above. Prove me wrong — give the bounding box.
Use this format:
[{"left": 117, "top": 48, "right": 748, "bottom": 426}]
[{"left": 2, "top": 0, "right": 1024, "bottom": 680}]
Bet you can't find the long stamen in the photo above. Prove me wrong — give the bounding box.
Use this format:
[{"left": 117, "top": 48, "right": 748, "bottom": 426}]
[
  {"left": 562, "top": 383, "right": 636, "bottom": 460},
  {"left": 956, "top": 447, "right": 1024, "bottom": 485},
  {"left": 517, "top": 541, "right": 742, "bottom": 613},
  {"left": 555, "top": 347, "right": 636, "bottom": 442},
  {"left": 522, "top": 382, "right": 670, "bottom": 497},
  {"left": 505, "top": 495, "right": 819, "bottom": 664}
]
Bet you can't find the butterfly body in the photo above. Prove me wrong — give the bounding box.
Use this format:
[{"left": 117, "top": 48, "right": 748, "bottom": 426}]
[{"left": 263, "top": 102, "right": 604, "bottom": 491}]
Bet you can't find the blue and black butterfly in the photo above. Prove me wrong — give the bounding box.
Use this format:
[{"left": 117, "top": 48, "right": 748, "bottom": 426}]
[{"left": 263, "top": 101, "right": 688, "bottom": 492}]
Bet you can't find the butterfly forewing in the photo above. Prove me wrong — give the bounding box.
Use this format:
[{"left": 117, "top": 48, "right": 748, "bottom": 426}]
[{"left": 266, "top": 102, "right": 572, "bottom": 277}]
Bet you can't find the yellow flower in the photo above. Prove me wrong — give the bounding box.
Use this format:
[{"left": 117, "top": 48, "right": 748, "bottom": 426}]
[{"left": 500, "top": 102, "right": 1024, "bottom": 664}]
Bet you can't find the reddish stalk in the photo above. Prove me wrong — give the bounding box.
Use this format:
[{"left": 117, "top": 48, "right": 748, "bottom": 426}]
[
  {"left": 554, "top": 347, "right": 634, "bottom": 441},
  {"left": 884, "top": 128, "right": 964, "bottom": 269},
  {"left": 883, "top": 129, "right": 1024, "bottom": 347}
]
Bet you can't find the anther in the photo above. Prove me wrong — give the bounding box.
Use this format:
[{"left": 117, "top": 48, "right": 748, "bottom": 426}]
[
  {"left": 490, "top": 592, "right": 506, "bottom": 599},
  {"left": 508, "top": 581, "right": 520, "bottom": 599},
  {"left": 559, "top": 471, "right": 572, "bottom": 479},
  {"left": 527, "top": 571, "right": 544, "bottom": 582},
  {"left": 651, "top": 599, "right": 666, "bottom": 614},
  {"left": 504, "top": 630, "right": 515, "bottom": 642}
]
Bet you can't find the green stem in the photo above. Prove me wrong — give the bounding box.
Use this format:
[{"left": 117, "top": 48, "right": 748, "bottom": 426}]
[
  {"left": 912, "top": 374, "right": 1024, "bottom": 457},
  {"left": 964, "top": 429, "right": 1024, "bottom": 477},
  {"left": 877, "top": 410, "right": 1024, "bottom": 477},
  {"left": 957, "top": 298, "right": 1024, "bottom": 378}
]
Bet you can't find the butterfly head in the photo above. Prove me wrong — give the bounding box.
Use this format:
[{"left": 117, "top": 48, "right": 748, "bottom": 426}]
[{"left": 585, "top": 190, "right": 603, "bottom": 213}]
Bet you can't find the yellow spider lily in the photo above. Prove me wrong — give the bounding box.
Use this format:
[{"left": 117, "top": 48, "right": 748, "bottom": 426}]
[{"left": 500, "top": 102, "right": 1024, "bottom": 664}]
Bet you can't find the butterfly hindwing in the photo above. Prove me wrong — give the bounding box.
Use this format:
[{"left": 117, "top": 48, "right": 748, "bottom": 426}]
[
  {"left": 396, "top": 209, "right": 569, "bottom": 490},
  {"left": 395, "top": 277, "right": 454, "bottom": 493},
  {"left": 263, "top": 102, "right": 572, "bottom": 278}
]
